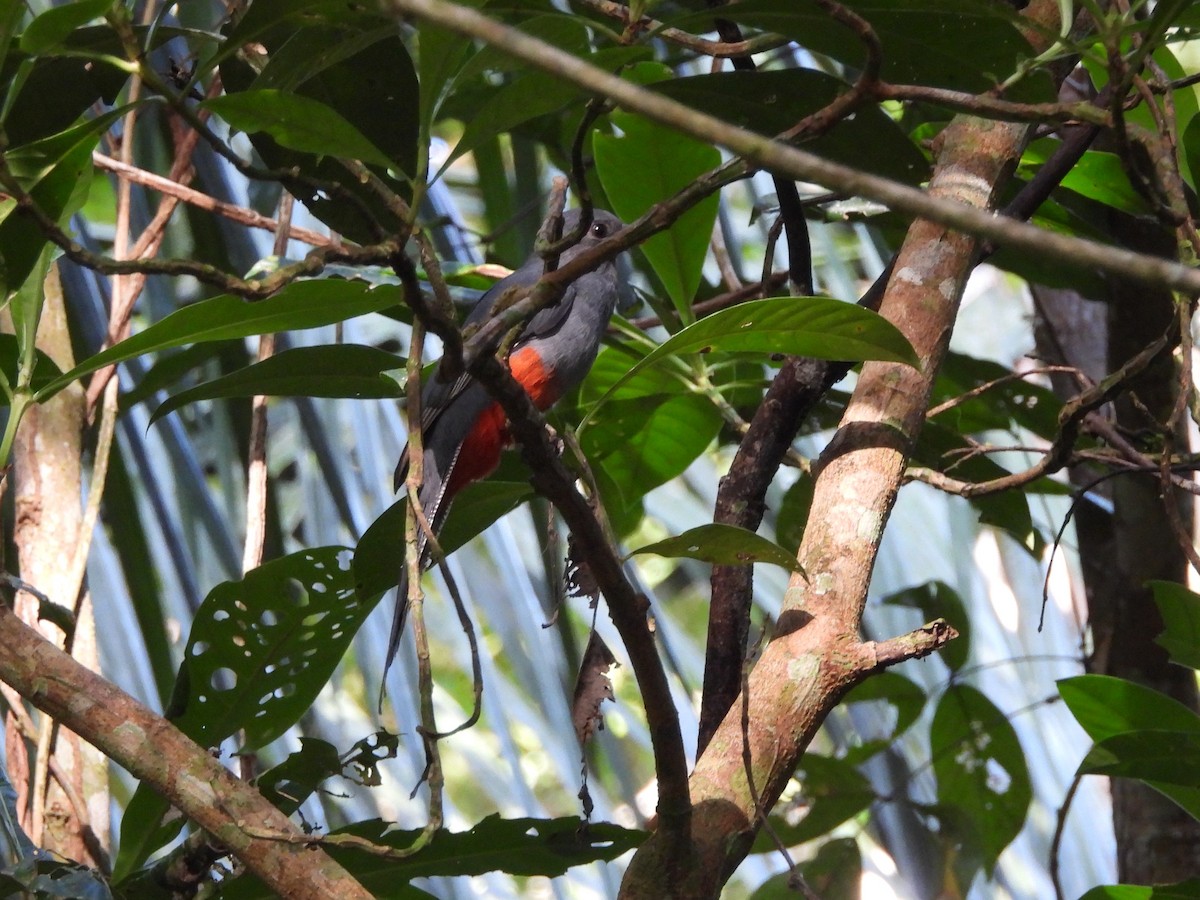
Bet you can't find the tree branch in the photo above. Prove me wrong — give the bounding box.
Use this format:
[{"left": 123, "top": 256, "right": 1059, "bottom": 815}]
[
  {"left": 0, "top": 605, "right": 372, "bottom": 900},
  {"left": 384, "top": 0, "right": 1200, "bottom": 297}
]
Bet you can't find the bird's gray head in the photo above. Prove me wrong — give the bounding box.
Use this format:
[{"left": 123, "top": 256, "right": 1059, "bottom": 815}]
[{"left": 558, "top": 208, "right": 624, "bottom": 251}]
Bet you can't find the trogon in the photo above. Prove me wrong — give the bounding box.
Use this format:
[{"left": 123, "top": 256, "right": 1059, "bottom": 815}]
[{"left": 387, "top": 209, "right": 626, "bottom": 672}]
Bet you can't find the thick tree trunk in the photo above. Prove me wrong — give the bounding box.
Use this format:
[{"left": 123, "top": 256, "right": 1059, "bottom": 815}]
[
  {"left": 3, "top": 264, "right": 108, "bottom": 865},
  {"left": 1033, "top": 215, "right": 1200, "bottom": 883}
]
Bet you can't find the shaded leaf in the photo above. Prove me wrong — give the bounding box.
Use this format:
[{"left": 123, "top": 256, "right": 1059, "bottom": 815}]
[
  {"left": 218, "top": 815, "right": 646, "bottom": 898},
  {"left": 1149, "top": 581, "right": 1200, "bottom": 671},
  {"left": 219, "top": 20, "right": 418, "bottom": 241},
  {"left": 914, "top": 420, "right": 1050, "bottom": 555},
  {"left": 883, "top": 581, "right": 969, "bottom": 672},
  {"left": 0, "top": 267, "right": 64, "bottom": 400},
  {"left": 1081, "top": 731, "right": 1200, "bottom": 788},
  {"left": 1079, "top": 880, "right": 1200, "bottom": 900},
  {"left": 931, "top": 684, "right": 1031, "bottom": 875},
  {"left": 749, "top": 838, "right": 861, "bottom": 900},
  {"left": 678, "top": 0, "right": 1052, "bottom": 100},
  {"left": 149, "top": 344, "right": 404, "bottom": 425},
  {"left": 653, "top": 67, "right": 929, "bottom": 185},
  {"left": 775, "top": 474, "right": 814, "bottom": 554},
  {"left": 354, "top": 480, "right": 535, "bottom": 601},
  {"left": 931, "top": 352, "right": 1063, "bottom": 440},
  {"left": 257, "top": 732, "right": 398, "bottom": 814},
  {"left": 595, "top": 63, "right": 721, "bottom": 319},
  {"left": 751, "top": 756, "right": 874, "bottom": 852},
  {"left": 629, "top": 523, "right": 803, "bottom": 573},
  {"left": 42, "top": 281, "right": 403, "bottom": 400},
  {"left": 445, "top": 42, "right": 648, "bottom": 170},
  {"left": 202, "top": 90, "right": 395, "bottom": 167},
  {"left": 841, "top": 671, "right": 927, "bottom": 761}
]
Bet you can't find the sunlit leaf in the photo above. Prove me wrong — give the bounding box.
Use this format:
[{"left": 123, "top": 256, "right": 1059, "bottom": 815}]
[
  {"left": 18, "top": 0, "right": 112, "bottom": 54},
  {"left": 149, "top": 344, "right": 404, "bottom": 425},
  {"left": 41, "top": 281, "right": 402, "bottom": 400},
  {"left": 592, "top": 296, "right": 917, "bottom": 409}
]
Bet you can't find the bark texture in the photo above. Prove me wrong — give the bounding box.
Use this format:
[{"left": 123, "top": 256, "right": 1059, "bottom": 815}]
[{"left": 620, "top": 108, "right": 1038, "bottom": 899}]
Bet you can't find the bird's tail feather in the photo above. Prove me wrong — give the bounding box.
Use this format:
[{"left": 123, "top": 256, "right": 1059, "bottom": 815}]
[{"left": 381, "top": 442, "right": 462, "bottom": 689}]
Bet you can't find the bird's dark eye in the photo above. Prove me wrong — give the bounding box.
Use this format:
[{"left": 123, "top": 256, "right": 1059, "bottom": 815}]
[{"left": 590, "top": 221, "right": 610, "bottom": 238}]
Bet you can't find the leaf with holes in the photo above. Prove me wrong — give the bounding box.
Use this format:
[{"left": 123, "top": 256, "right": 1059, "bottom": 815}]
[
  {"left": 167, "top": 546, "right": 367, "bottom": 750},
  {"left": 931, "top": 684, "right": 1031, "bottom": 876}
]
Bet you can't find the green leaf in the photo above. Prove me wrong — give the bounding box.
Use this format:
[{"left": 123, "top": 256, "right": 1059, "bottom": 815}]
[
  {"left": 19, "top": 0, "right": 113, "bottom": 54},
  {"left": 585, "top": 393, "right": 722, "bottom": 520},
  {"left": 750, "top": 756, "right": 874, "bottom": 852},
  {"left": 931, "top": 352, "right": 1063, "bottom": 440},
  {"left": 1058, "top": 675, "right": 1200, "bottom": 744},
  {"left": 592, "top": 296, "right": 918, "bottom": 409},
  {"left": 218, "top": 22, "right": 418, "bottom": 241},
  {"left": 677, "top": 0, "right": 1052, "bottom": 100},
  {"left": 914, "top": 420, "right": 1048, "bottom": 555},
  {"left": 256, "top": 733, "right": 399, "bottom": 815},
  {"left": 354, "top": 480, "right": 535, "bottom": 601},
  {"left": 629, "top": 523, "right": 803, "bottom": 573},
  {"left": 652, "top": 67, "right": 929, "bottom": 185},
  {"left": 119, "top": 341, "right": 236, "bottom": 410},
  {"left": 416, "top": 0, "right": 490, "bottom": 129},
  {"left": 202, "top": 89, "right": 394, "bottom": 167},
  {"left": 1080, "top": 881, "right": 1200, "bottom": 900},
  {"left": 148, "top": 344, "right": 404, "bottom": 425},
  {"left": 750, "top": 838, "right": 862, "bottom": 900},
  {"left": 446, "top": 45, "right": 648, "bottom": 173},
  {"left": 0, "top": 0, "right": 23, "bottom": 71},
  {"left": 775, "top": 474, "right": 814, "bottom": 554},
  {"left": 111, "top": 787, "right": 179, "bottom": 883},
  {"left": 1149, "top": 581, "right": 1200, "bottom": 670},
  {"left": 1081, "top": 731, "right": 1200, "bottom": 788},
  {"left": 841, "top": 671, "right": 927, "bottom": 759},
  {"left": 40, "top": 280, "right": 402, "bottom": 400},
  {"left": 883, "top": 581, "right": 969, "bottom": 672},
  {"left": 931, "top": 684, "right": 1031, "bottom": 875},
  {"left": 168, "top": 546, "right": 372, "bottom": 749},
  {"left": 218, "top": 815, "right": 646, "bottom": 898},
  {"left": 0, "top": 108, "right": 125, "bottom": 294},
  {"left": 594, "top": 64, "right": 721, "bottom": 319},
  {"left": 1020, "top": 140, "right": 1150, "bottom": 216}
]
